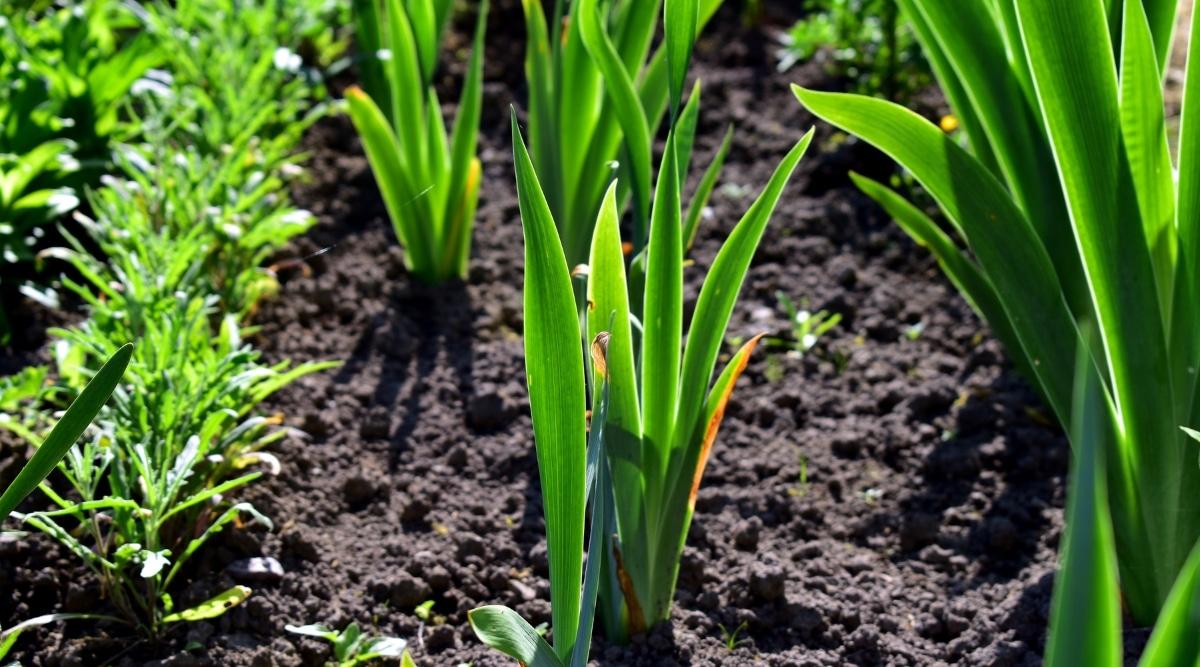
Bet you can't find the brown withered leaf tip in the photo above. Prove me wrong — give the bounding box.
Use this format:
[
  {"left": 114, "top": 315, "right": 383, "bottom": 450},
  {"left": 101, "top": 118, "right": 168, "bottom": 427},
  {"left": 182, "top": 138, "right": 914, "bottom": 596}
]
[{"left": 591, "top": 332, "right": 610, "bottom": 379}]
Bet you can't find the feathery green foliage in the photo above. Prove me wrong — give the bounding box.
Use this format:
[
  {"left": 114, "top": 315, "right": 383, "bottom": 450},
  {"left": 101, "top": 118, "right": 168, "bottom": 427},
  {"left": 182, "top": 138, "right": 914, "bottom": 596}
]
[
  {"left": 0, "top": 0, "right": 340, "bottom": 640},
  {"left": 0, "top": 1, "right": 161, "bottom": 340},
  {"left": 795, "top": 0, "right": 1195, "bottom": 624},
  {"left": 346, "top": 0, "right": 488, "bottom": 284}
]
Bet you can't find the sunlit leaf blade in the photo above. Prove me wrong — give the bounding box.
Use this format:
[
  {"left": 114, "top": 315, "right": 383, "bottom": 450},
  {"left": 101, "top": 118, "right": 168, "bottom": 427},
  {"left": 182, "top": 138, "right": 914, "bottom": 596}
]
[
  {"left": 1174, "top": 0, "right": 1200, "bottom": 424},
  {"left": 663, "top": 0, "right": 698, "bottom": 121},
  {"left": 441, "top": 0, "right": 489, "bottom": 278},
  {"left": 512, "top": 111, "right": 587, "bottom": 660},
  {"left": 688, "top": 334, "right": 763, "bottom": 509},
  {"left": 351, "top": 0, "right": 387, "bottom": 106},
  {"left": 674, "top": 131, "right": 811, "bottom": 465},
  {"left": 162, "top": 586, "right": 252, "bottom": 624},
  {"left": 641, "top": 132, "right": 683, "bottom": 504},
  {"left": 0, "top": 343, "right": 131, "bottom": 522},
  {"left": 1045, "top": 343, "right": 1122, "bottom": 667},
  {"left": 1119, "top": 0, "right": 1175, "bottom": 314},
  {"left": 586, "top": 182, "right": 646, "bottom": 613},
  {"left": 1018, "top": 0, "right": 1180, "bottom": 618},
  {"left": 1139, "top": 538, "right": 1200, "bottom": 666},
  {"left": 674, "top": 81, "right": 702, "bottom": 193},
  {"left": 793, "top": 86, "right": 1076, "bottom": 424},
  {"left": 572, "top": 350, "right": 612, "bottom": 667},
  {"left": 1144, "top": 0, "right": 1180, "bottom": 73},
  {"left": 468, "top": 605, "right": 562, "bottom": 667},
  {"left": 406, "top": 0, "right": 439, "bottom": 84},
  {"left": 895, "top": 0, "right": 999, "bottom": 176},
  {"left": 384, "top": 0, "right": 428, "bottom": 173}
]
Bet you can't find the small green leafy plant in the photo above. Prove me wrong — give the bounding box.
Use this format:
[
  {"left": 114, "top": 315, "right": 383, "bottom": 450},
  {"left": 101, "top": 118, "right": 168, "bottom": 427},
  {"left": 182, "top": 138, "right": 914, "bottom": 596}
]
[
  {"left": 346, "top": 0, "right": 487, "bottom": 284},
  {"left": 287, "top": 622, "right": 415, "bottom": 666},
  {"left": 796, "top": 0, "right": 1196, "bottom": 625},
  {"left": 771, "top": 291, "right": 841, "bottom": 357},
  {"left": 0, "top": 2, "right": 161, "bottom": 162},
  {"left": 717, "top": 620, "right": 750, "bottom": 652},
  {"left": 777, "top": 0, "right": 929, "bottom": 100}
]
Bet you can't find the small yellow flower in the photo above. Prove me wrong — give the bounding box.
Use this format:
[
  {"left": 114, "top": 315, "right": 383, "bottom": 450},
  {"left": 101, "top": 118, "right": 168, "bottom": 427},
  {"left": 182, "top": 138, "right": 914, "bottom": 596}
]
[{"left": 939, "top": 114, "right": 959, "bottom": 133}]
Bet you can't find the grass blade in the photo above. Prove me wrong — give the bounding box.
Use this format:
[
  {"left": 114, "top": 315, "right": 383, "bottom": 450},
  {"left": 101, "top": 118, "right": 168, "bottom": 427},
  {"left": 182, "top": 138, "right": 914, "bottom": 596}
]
[
  {"left": 1120, "top": 0, "right": 1176, "bottom": 317},
  {"left": 345, "top": 87, "right": 436, "bottom": 275},
  {"left": 0, "top": 343, "right": 131, "bottom": 522},
  {"left": 441, "top": 0, "right": 489, "bottom": 278},
  {"left": 1018, "top": 0, "right": 1179, "bottom": 617},
  {"left": 641, "top": 133, "right": 683, "bottom": 508},
  {"left": 673, "top": 132, "right": 810, "bottom": 467},
  {"left": 586, "top": 182, "right": 647, "bottom": 613},
  {"left": 849, "top": 173, "right": 1027, "bottom": 379}
]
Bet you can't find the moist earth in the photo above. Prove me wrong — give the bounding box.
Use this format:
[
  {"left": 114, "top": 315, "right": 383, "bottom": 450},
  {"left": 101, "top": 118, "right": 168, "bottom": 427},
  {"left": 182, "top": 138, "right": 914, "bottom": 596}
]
[{"left": 0, "top": 2, "right": 1145, "bottom": 666}]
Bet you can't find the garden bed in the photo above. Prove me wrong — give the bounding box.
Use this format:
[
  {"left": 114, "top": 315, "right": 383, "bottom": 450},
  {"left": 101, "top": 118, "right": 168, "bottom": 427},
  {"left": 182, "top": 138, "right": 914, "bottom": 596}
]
[{"left": 2, "top": 2, "right": 1084, "bottom": 666}]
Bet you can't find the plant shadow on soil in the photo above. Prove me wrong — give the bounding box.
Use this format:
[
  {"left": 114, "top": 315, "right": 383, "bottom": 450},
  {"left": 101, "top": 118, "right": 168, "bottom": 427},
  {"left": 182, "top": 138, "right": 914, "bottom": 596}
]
[{"left": 0, "top": 1, "right": 1158, "bottom": 666}]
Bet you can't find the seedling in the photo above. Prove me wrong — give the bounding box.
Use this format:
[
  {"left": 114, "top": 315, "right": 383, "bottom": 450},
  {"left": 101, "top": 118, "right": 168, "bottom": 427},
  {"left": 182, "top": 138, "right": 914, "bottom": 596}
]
[
  {"left": 346, "top": 0, "right": 488, "bottom": 284},
  {"left": 772, "top": 291, "right": 841, "bottom": 357},
  {"left": 718, "top": 620, "right": 750, "bottom": 651},
  {"left": 787, "top": 455, "right": 810, "bottom": 498},
  {"left": 797, "top": 0, "right": 1200, "bottom": 624},
  {"left": 287, "top": 622, "right": 415, "bottom": 667}
]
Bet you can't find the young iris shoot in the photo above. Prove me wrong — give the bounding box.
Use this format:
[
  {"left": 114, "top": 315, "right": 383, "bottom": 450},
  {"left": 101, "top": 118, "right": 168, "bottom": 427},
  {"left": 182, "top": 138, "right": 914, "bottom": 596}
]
[
  {"left": 519, "top": 0, "right": 731, "bottom": 265},
  {"left": 470, "top": 103, "right": 810, "bottom": 667},
  {"left": 346, "top": 0, "right": 487, "bottom": 284},
  {"left": 796, "top": 0, "right": 1200, "bottom": 625}
]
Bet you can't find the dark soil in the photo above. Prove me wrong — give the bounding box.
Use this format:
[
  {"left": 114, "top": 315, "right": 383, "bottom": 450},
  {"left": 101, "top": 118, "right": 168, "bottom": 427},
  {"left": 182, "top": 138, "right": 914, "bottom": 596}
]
[{"left": 2, "top": 2, "right": 1130, "bottom": 666}]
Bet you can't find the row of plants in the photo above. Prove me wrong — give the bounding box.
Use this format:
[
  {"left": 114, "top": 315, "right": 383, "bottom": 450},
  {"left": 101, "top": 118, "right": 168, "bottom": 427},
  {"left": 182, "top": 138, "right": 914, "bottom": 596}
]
[{"left": 0, "top": 0, "right": 345, "bottom": 656}]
